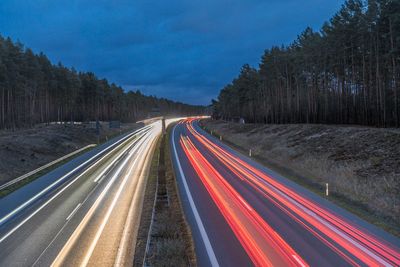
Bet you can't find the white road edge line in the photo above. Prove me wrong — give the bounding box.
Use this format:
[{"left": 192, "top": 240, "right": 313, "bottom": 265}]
[
  {"left": 66, "top": 203, "right": 81, "bottom": 221},
  {"left": 172, "top": 124, "right": 220, "bottom": 267}
]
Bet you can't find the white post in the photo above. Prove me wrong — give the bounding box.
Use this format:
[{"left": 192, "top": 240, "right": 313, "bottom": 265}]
[
  {"left": 220, "top": 135, "right": 222, "bottom": 141},
  {"left": 326, "top": 183, "right": 329, "bottom": 196},
  {"left": 249, "top": 149, "right": 252, "bottom": 157},
  {"left": 211, "top": 130, "right": 213, "bottom": 135}
]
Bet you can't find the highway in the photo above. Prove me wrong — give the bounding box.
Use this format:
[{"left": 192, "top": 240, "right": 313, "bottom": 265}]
[
  {"left": 0, "top": 120, "right": 169, "bottom": 266},
  {"left": 171, "top": 119, "right": 400, "bottom": 267}
]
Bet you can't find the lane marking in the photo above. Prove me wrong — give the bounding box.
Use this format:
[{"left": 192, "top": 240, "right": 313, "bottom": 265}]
[
  {"left": 96, "top": 175, "right": 106, "bottom": 184},
  {"left": 66, "top": 203, "right": 81, "bottom": 221},
  {"left": 172, "top": 125, "right": 220, "bottom": 267}
]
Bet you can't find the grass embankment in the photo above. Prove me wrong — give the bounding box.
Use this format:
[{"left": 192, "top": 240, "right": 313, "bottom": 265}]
[
  {"left": 0, "top": 125, "right": 139, "bottom": 198},
  {"left": 200, "top": 120, "right": 400, "bottom": 237},
  {"left": 0, "top": 146, "right": 94, "bottom": 198},
  {"left": 134, "top": 124, "right": 196, "bottom": 266}
]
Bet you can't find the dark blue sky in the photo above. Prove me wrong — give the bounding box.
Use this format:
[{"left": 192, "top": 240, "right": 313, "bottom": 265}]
[{"left": 0, "top": 0, "right": 344, "bottom": 105}]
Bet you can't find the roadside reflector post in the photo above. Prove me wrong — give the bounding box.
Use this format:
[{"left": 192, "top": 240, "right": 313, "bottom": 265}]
[
  {"left": 249, "top": 149, "right": 252, "bottom": 157},
  {"left": 326, "top": 183, "right": 329, "bottom": 196},
  {"left": 211, "top": 130, "right": 213, "bottom": 135},
  {"left": 220, "top": 135, "right": 222, "bottom": 141}
]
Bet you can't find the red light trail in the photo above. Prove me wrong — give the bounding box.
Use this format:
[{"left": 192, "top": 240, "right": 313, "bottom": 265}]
[{"left": 178, "top": 119, "right": 400, "bottom": 267}]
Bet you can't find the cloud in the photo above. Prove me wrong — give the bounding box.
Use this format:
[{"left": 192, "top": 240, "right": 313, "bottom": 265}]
[{"left": 0, "top": 0, "right": 344, "bottom": 105}]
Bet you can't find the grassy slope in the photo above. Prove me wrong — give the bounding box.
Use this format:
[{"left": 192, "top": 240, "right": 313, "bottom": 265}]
[
  {"left": 0, "top": 122, "right": 140, "bottom": 185},
  {"left": 0, "top": 145, "right": 94, "bottom": 198}
]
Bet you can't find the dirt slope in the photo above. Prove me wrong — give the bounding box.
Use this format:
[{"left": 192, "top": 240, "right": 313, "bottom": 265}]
[{"left": 202, "top": 119, "right": 400, "bottom": 231}]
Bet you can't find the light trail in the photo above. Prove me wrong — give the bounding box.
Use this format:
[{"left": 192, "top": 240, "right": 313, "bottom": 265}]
[
  {"left": 180, "top": 135, "right": 308, "bottom": 267},
  {"left": 0, "top": 120, "right": 185, "bottom": 266},
  {"left": 51, "top": 126, "right": 153, "bottom": 266},
  {"left": 171, "top": 126, "right": 220, "bottom": 267},
  {"left": 0, "top": 125, "right": 151, "bottom": 228},
  {"left": 50, "top": 119, "right": 180, "bottom": 266},
  {"left": 177, "top": 119, "right": 400, "bottom": 267}
]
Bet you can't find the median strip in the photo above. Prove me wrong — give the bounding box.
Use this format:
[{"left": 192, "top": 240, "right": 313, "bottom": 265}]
[{"left": 134, "top": 123, "right": 197, "bottom": 266}]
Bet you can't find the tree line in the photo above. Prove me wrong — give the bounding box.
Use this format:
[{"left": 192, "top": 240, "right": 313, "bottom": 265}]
[
  {"left": 213, "top": 0, "right": 400, "bottom": 127},
  {"left": 0, "top": 35, "right": 203, "bottom": 129}
]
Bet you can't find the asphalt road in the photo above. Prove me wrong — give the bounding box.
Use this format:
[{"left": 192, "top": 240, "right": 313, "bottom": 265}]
[
  {"left": 0, "top": 120, "right": 166, "bottom": 266},
  {"left": 171, "top": 119, "right": 400, "bottom": 267}
]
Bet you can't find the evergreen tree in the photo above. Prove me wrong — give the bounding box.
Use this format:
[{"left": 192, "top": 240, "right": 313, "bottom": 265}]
[
  {"left": 0, "top": 36, "right": 203, "bottom": 129},
  {"left": 213, "top": 0, "right": 400, "bottom": 127}
]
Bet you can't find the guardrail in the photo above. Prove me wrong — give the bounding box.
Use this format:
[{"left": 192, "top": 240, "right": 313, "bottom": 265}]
[{"left": 0, "top": 144, "right": 96, "bottom": 191}]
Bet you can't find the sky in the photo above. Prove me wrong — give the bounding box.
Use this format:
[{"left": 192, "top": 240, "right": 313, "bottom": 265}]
[{"left": 0, "top": 0, "right": 344, "bottom": 105}]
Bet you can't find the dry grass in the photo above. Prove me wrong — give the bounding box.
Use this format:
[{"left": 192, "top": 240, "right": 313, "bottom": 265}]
[
  {"left": 133, "top": 135, "right": 160, "bottom": 267},
  {"left": 136, "top": 125, "right": 196, "bottom": 267},
  {"left": 0, "top": 122, "right": 141, "bottom": 185},
  {"left": 149, "top": 239, "right": 187, "bottom": 267}
]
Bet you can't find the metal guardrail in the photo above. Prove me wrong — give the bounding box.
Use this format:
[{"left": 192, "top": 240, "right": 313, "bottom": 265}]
[{"left": 0, "top": 144, "right": 96, "bottom": 191}]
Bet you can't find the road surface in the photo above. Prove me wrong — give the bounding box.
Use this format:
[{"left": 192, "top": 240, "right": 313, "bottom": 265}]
[
  {"left": 0, "top": 120, "right": 170, "bottom": 266},
  {"left": 171, "top": 119, "right": 400, "bottom": 267}
]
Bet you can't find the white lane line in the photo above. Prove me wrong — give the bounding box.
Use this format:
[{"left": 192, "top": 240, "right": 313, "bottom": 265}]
[
  {"left": 0, "top": 127, "right": 151, "bottom": 244},
  {"left": 66, "top": 203, "right": 81, "bottom": 221},
  {"left": 96, "top": 175, "right": 106, "bottom": 184},
  {"left": 172, "top": 125, "right": 220, "bottom": 267},
  {"left": 0, "top": 125, "right": 151, "bottom": 227},
  {"left": 31, "top": 218, "right": 73, "bottom": 267}
]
